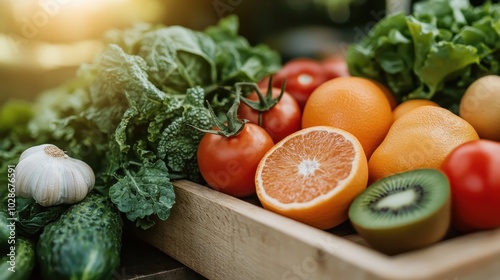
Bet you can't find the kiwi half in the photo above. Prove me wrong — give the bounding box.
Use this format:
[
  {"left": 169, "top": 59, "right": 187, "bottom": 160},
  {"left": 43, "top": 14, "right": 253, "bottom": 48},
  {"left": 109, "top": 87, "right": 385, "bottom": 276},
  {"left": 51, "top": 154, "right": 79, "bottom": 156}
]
[{"left": 348, "top": 169, "right": 451, "bottom": 255}]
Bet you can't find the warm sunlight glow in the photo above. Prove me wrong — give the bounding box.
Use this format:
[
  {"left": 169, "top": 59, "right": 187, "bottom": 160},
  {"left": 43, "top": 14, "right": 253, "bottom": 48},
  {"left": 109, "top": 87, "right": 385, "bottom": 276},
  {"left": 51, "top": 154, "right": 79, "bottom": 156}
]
[
  {"left": 0, "top": 0, "right": 166, "bottom": 69},
  {"left": 10, "top": 0, "right": 131, "bottom": 15},
  {"left": 4, "top": 0, "right": 165, "bottom": 43}
]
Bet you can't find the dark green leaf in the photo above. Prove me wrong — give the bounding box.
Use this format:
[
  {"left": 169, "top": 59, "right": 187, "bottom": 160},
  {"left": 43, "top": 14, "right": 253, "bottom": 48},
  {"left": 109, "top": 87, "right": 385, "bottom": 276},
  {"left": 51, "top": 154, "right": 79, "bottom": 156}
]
[{"left": 109, "top": 160, "right": 175, "bottom": 229}]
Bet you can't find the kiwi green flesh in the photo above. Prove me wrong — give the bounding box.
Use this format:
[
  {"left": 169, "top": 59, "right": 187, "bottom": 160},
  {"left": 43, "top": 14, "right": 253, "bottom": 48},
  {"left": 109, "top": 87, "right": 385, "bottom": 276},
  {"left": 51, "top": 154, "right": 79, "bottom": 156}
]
[
  {"left": 348, "top": 169, "right": 451, "bottom": 255},
  {"left": 352, "top": 197, "right": 450, "bottom": 255}
]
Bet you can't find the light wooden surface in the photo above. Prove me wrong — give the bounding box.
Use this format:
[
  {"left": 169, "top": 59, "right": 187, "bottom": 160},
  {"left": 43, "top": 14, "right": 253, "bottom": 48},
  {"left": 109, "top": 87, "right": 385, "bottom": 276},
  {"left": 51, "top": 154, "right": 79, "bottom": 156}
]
[{"left": 136, "top": 180, "right": 500, "bottom": 280}]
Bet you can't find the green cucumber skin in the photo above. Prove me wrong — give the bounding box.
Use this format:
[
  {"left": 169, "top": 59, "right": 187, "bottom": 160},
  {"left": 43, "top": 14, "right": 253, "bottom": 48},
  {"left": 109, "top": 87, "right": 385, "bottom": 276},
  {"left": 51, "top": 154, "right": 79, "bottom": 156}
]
[
  {"left": 37, "top": 193, "right": 123, "bottom": 280},
  {"left": 0, "top": 238, "right": 36, "bottom": 280},
  {"left": 0, "top": 211, "right": 10, "bottom": 252}
]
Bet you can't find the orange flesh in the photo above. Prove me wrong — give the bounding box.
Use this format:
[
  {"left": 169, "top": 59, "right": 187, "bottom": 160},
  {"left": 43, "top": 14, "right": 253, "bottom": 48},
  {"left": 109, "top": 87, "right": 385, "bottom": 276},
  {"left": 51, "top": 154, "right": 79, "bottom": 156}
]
[{"left": 260, "top": 131, "right": 355, "bottom": 203}]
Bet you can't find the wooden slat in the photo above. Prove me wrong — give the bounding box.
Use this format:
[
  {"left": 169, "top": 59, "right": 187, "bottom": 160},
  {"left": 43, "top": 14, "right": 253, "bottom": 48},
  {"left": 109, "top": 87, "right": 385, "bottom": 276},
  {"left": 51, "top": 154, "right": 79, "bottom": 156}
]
[{"left": 136, "top": 180, "right": 500, "bottom": 280}]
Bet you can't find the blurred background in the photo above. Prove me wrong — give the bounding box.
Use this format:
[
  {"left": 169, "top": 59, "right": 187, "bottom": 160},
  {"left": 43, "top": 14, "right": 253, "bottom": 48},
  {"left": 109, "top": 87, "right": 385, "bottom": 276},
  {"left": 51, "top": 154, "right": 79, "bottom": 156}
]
[{"left": 0, "top": 0, "right": 416, "bottom": 103}]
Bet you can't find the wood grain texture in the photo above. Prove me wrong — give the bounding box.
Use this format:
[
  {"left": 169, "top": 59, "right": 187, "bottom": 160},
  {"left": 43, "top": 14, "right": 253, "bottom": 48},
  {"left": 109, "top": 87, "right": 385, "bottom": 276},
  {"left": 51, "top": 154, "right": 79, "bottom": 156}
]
[{"left": 136, "top": 180, "right": 500, "bottom": 280}]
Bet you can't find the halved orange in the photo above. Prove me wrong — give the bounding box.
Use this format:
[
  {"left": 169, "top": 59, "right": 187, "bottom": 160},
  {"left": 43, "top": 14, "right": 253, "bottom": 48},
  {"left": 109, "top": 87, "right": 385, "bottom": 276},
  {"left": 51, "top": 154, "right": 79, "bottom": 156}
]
[{"left": 255, "top": 126, "right": 369, "bottom": 229}]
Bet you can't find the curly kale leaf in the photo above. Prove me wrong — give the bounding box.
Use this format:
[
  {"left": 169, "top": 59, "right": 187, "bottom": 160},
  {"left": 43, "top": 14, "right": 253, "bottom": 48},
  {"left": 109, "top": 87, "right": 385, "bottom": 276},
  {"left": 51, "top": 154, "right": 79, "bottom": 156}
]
[
  {"left": 109, "top": 160, "right": 175, "bottom": 230},
  {"left": 157, "top": 87, "right": 212, "bottom": 182}
]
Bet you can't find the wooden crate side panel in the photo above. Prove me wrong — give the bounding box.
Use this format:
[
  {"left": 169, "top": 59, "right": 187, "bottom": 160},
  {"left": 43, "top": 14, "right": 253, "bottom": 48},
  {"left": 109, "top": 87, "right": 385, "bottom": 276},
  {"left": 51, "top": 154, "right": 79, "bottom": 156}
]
[
  {"left": 137, "top": 180, "right": 500, "bottom": 280},
  {"left": 137, "top": 181, "right": 394, "bottom": 280},
  {"left": 390, "top": 228, "right": 500, "bottom": 280}
]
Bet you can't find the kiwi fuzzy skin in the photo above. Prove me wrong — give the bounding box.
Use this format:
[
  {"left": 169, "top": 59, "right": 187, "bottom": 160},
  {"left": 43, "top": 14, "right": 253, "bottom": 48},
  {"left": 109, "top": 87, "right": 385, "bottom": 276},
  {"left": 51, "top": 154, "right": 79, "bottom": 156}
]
[{"left": 351, "top": 197, "right": 451, "bottom": 255}]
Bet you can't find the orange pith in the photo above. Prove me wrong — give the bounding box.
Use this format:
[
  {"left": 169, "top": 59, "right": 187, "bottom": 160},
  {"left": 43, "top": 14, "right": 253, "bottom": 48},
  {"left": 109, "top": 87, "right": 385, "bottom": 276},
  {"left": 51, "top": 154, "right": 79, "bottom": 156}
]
[{"left": 255, "top": 126, "right": 368, "bottom": 229}]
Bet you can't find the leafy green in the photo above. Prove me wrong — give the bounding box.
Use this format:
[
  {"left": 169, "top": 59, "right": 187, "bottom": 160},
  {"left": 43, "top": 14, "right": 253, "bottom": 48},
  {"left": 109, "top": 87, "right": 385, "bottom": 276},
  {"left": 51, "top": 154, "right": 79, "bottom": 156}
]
[
  {"left": 0, "top": 15, "right": 280, "bottom": 229},
  {"left": 109, "top": 160, "right": 175, "bottom": 230},
  {"left": 0, "top": 102, "right": 36, "bottom": 205},
  {"left": 346, "top": 0, "right": 500, "bottom": 111},
  {"left": 14, "top": 197, "right": 69, "bottom": 237},
  {"left": 0, "top": 99, "right": 33, "bottom": 135}
]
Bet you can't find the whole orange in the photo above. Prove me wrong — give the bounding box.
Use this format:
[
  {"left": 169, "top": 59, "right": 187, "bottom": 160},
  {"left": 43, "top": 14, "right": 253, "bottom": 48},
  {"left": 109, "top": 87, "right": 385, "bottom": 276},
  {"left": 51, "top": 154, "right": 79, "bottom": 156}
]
[
  {"left": 368, "top": 106, "right": 479, "bottom": 183},
  {"left": 371, "top": 80, "right": 399, "bottom": 110},
  {"left": 302, "top": 77, "right": 393, "bottom": 158},
  {"left": 392, "top": 99, "right": 440, "bottom": 121}
]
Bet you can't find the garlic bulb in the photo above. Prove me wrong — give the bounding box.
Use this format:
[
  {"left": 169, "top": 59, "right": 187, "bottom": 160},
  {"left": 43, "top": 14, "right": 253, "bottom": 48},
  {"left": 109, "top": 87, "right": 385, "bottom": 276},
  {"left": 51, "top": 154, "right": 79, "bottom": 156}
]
[{"left": 15, "top": 144, "right": 95, "bottom": 207}]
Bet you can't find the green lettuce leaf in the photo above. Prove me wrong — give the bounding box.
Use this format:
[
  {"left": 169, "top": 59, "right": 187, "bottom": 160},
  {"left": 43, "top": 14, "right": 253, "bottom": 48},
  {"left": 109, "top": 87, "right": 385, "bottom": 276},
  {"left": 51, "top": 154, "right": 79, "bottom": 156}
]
[
  {"left": 346, "top": 0, "right": 500, "bottom": 111},
  {"left": 205, "top": 15, "right": 281, "bottom": 84},
  {"left": 139, "top": 27, "right": 218, "bottom": 94}
]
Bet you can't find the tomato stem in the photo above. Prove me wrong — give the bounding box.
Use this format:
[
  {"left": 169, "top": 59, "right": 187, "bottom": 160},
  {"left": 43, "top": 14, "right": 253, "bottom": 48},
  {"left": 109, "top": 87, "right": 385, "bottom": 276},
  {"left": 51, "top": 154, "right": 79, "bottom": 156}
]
[
  {"left": 238, "top": 77, "right": 286, "bottom": 126},
  {"left": 190, "top": 86, "right": 247, "bottom": 138}
]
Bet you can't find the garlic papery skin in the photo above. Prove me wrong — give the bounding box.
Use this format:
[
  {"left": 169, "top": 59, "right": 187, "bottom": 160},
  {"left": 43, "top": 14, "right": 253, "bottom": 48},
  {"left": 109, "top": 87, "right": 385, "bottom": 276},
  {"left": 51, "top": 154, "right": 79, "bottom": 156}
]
[{"left": 15, "top": 144, "right": 95, "bottom": 207}]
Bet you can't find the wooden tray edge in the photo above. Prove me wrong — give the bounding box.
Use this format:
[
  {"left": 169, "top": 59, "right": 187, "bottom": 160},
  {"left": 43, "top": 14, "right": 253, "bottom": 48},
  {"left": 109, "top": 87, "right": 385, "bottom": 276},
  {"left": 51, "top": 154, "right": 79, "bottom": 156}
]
[{"left": 135, "top": 180, "right": 500, "bottom": 280}]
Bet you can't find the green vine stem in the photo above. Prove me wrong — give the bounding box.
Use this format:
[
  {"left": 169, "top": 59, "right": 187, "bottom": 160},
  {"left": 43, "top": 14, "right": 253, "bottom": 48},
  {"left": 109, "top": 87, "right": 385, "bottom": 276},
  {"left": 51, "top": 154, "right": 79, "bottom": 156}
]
[
  {"left": 237, "top": 77, "right": 286, "bottom": 126},
  {"left": 192, "top": 86, "right": 247, "bottom": 138}
]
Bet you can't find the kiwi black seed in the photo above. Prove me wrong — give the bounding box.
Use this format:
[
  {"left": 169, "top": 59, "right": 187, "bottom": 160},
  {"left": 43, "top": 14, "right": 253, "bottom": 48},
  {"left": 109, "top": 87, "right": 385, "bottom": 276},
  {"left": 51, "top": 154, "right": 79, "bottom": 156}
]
[{"left": 348, "top": 168, "right": 451, "bottom": 255}]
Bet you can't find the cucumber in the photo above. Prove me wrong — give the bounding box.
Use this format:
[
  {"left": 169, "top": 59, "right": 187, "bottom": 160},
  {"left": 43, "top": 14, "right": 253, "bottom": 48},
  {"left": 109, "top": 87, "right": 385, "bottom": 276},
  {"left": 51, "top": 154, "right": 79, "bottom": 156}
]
[
  {"left": 1, "top": 211, "right": 11, "bottom": 252},
  {"left": 37, "top": 192, "right": 123, "bottom": 280},
  {"left": 0, "top": 238, "right": 36, "bottom": 280}
]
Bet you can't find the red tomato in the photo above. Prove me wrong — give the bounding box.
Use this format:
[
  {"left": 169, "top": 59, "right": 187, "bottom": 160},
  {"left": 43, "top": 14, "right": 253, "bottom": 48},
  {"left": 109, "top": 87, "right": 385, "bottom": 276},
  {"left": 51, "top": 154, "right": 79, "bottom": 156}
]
[
  {"left": 197, "top": 123, "right": 274, "bottom": 198},
  {"left": 321, "top": 55, "right": 350, "bottom": 79},
  {"left": 268, "top": 58, "right": 331, "bottom": 110},
  {"left": 238, "top": 87, "right": 301, "bottom": 143},
  {"left": 441, "top": 139, "right": 500, "bottom": 232}
]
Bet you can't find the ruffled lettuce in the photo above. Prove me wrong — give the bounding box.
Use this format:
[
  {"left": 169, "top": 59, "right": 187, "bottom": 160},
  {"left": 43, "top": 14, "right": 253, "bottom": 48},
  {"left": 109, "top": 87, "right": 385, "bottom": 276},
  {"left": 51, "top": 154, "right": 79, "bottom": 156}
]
[{"left": 347, "top": 0, "right": 500, "bottom": 112}]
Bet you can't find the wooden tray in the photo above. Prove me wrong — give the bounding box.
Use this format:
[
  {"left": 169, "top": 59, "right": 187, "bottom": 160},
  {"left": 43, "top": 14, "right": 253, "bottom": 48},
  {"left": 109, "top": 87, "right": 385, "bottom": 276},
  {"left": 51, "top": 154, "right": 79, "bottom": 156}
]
[{"left": 136, "top": 180, "right": 500, "bottom": 280}]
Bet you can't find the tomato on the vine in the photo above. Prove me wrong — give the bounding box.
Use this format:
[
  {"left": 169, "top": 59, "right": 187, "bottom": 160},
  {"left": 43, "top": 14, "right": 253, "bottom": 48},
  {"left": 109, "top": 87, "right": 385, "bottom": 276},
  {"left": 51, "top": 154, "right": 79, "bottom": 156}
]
[
  {"left": 197, "top": 123, "right": 274, "bottom": 197},
  {"left": 441, "top": 139, "right": 500, "bottom": 232},
  {"left": 265, "top": 58, "right": 331, "bottom": 110},
  {"left": 197, "top": 88, "right": 274, "bottom": 198},
  {"left": 238, "top": 85, "right": 301, "bottom": 143}
]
